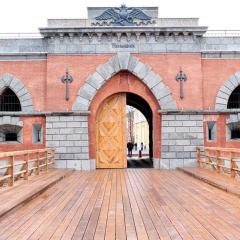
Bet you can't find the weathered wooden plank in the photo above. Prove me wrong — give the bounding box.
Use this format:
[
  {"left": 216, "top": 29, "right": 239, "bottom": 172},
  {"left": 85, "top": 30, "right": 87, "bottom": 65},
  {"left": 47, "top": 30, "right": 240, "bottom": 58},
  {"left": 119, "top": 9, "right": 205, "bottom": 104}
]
[
  {"left": 82, "top": 170, "right": 110, "bottom": 240},
  {"left": 122, "top": 170, "right": 149, "bottom": 240},
  {"left": 105, "top": 170, "right": 117, "bottom": 240},
  {"left": 120, "top": 170, "right": 138, "bottom": 239},
  {"left": 115, "top": 169, "right": 126, "bottom": 240}
]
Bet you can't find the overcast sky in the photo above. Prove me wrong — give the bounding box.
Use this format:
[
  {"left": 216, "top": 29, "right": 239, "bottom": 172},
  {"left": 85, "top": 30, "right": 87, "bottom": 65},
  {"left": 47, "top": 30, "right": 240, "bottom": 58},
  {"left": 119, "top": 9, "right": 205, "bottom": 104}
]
[{"left": 0, "top": 0, "right": 240, "bottom": 33}]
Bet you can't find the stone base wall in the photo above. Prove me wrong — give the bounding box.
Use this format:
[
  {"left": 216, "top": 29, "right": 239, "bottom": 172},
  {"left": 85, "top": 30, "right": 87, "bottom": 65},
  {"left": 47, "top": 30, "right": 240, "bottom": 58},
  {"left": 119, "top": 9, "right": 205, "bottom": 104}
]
[
  {"left": 46, "top": 115, "right": 95, "bottom": 170},
  {"left": 46, "top": 113, "right": 204, "bottom": 171},
  {"left": 154, "top": 113, "right": 204, "bottom": 169}
]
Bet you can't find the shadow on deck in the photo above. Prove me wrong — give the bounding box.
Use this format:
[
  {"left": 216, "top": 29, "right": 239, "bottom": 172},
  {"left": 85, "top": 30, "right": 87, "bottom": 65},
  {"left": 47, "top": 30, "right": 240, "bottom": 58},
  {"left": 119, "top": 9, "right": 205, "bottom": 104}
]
[{"left": 127, "top": 158, "right": 153, "bottom": 168}]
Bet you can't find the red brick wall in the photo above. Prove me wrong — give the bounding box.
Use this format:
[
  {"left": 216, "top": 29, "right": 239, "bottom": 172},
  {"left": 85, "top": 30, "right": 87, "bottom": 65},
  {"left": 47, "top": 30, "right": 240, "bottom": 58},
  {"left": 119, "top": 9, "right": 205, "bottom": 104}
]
[
  {"left": 45, "top": 55, "right": 112, "bottom": 111},
  {"left": 1, "top": 54, "right": 240, "bottom": 153},
  {"left": 0, "top": 60, "right": 47, "bottom": 111},
  {"left": 43, "top": 53, "right": 204, "bottom": 111},
  {"left": 0, "top": 116, "right": 45, "bottom": 152},
  {"left": 204, "top": 114, "right": 240, "bottom": 148},
  {"left": 135, "top": 54, "right": 204, "bottom": 110},
  {"left": 1, "top": 55, "right": 240, "bottom": 112},
  {"left": 202, "top": 58, "right": 240, "bottom": 109}
]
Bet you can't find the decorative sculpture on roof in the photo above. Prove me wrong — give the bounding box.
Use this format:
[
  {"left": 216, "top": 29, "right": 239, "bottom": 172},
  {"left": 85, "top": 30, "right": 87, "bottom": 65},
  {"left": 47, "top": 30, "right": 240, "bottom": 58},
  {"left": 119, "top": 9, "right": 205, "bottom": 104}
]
[{"left": 93, "top": 4, "right": 154, "bottom": 26}]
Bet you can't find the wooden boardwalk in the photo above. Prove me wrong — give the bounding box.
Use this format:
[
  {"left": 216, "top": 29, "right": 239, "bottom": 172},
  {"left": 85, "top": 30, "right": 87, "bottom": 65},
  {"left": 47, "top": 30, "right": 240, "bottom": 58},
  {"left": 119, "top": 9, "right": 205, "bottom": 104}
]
[
  {"left": 1, "top": 169, "right": 240, "bottom": 239},
  {"left": 0, "top": 169, "right": 71, "bottom": 219}
]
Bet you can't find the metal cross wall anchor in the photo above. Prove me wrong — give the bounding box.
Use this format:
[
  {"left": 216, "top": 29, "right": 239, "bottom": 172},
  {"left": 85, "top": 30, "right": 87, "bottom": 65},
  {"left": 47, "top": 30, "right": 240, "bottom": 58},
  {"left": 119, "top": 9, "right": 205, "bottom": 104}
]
[
  {"left": 61, "top": 68, "right": 73, "bottom": 101},
  {"left": 176, "top": 68, "right": 187, "bottom": 99}
]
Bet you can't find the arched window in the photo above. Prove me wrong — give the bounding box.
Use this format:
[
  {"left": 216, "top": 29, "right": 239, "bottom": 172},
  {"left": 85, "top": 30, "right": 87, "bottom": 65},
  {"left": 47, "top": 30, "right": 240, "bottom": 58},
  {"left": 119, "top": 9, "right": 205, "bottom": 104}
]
[
  {"left": 227, "top": 85, "right": 240, "bottom": 109},
  {"left": 0, "top": 88, "right": 21, "bottom": 111}
]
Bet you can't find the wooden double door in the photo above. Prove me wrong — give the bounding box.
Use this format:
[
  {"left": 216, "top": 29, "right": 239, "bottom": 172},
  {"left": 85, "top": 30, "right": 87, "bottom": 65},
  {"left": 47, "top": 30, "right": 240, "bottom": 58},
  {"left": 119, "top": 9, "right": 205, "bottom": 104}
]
[{"left": 96, "top": 93, "right": 127, "bottom": 168}]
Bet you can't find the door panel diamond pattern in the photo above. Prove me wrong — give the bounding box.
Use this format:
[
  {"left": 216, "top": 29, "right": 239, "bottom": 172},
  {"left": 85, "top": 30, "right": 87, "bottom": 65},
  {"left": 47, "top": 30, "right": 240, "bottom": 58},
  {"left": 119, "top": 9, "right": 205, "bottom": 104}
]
[{"left": 96, "top": 93, "right": 127, "bottom": 168}]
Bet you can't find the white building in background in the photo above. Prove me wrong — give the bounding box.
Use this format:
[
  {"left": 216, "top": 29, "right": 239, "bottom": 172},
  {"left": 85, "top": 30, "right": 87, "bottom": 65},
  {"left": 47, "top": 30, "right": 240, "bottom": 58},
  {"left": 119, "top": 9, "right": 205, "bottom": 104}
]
[{"left": 133, "top": 109, "right": 149, "bottom": 150}]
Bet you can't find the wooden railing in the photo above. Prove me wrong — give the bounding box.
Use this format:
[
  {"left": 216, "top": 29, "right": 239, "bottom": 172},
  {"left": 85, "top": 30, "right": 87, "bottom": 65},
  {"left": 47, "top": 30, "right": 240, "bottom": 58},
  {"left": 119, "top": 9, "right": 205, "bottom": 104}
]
[
  {"left": 0, "top": 148, "right": 55, "bottom": 187},
  {"left": 196, "top": 146, "right": 240, "bottom": 178}
]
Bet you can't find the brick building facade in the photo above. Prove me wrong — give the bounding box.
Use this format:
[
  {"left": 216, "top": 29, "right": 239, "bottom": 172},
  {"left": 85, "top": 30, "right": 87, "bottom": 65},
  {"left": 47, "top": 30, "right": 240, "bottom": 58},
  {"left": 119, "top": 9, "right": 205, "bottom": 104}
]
[{"left": 0, "top": 6, "right": 239, "bottom": 169}]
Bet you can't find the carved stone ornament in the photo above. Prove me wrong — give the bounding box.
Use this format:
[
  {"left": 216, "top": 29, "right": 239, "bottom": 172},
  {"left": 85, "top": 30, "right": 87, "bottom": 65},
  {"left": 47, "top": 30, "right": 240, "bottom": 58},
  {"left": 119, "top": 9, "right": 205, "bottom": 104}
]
[
  {"left": 61, "top": 69, "right": 73, "bottom": 101},
  {"left": 93, "top": 4, "right": 155, "bottom": 26},
  {"left": 176, "top": 68, "right": 187, "bottom": 99}
]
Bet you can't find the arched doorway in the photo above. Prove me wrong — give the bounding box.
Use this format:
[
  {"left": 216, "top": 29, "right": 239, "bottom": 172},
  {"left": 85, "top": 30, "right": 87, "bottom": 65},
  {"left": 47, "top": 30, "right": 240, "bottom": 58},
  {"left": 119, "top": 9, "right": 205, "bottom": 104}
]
[
  {"left": 95, "top": 92, "right": 153, "bottom": 168},
  {"left": 87, "top": 70, "right": 164, "bottom": 169},
  {"left": 127, "top": 93, "right": 153, "bottom": 168}
]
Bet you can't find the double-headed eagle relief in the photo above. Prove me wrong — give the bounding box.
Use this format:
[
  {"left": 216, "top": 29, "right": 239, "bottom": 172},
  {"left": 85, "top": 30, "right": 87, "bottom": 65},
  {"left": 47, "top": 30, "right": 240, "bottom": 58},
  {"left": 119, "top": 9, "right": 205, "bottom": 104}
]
[{"left": 93, "top": 4, "right": 154, "bottom": 26}]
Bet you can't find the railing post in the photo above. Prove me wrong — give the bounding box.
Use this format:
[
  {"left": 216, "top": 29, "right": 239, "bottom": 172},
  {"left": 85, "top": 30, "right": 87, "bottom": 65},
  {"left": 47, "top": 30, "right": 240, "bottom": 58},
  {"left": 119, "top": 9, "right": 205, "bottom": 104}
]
[
  {"left": 205, "top": 149, "right": 209, "bottom": 169},
  {"left": 9, "top": 155, "right": 14, "bottom": 186},
  {"left": 46, "top": 150, "right": 48, "bottom": 172},
  {"left": 196, "top": 147, "right": 200, "bottom": 167},
  {"left": 36, "top": 152, "right": 40, "bottom": 175},
  {"left": 230, "top": 152, "right": 235, "bottom": 178},
  {"left": 52, "top": 148, "right": 55, "bottom": 166},
  {"left": 24, "top": 153, "right": 29, "bottom": 180},
  {"left": 216, "top": 150, "right": 220, "bottom": 173}
]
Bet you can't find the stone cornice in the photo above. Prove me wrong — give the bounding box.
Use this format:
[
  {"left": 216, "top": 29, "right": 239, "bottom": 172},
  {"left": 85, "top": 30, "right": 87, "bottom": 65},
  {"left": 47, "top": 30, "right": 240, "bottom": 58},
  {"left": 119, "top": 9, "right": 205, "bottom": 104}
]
[
  {"left": 159, "top": 109, "right": 240, "bottom": 114},
  {"left": 39, "top": 26, "right": 208, "bottom": 41},
  {"left": 0, "top": 111, "right": 90, "bottom": 116},
  {"left": 0, "top": 109, "right": 238, "bottom": 116}
]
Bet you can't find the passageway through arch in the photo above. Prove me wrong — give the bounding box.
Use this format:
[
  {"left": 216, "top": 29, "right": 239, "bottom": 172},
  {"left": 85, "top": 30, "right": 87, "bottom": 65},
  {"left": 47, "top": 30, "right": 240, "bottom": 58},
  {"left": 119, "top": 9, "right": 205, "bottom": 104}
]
[{"left": 126, "top": 93, "right": 153, "bottom": 168}]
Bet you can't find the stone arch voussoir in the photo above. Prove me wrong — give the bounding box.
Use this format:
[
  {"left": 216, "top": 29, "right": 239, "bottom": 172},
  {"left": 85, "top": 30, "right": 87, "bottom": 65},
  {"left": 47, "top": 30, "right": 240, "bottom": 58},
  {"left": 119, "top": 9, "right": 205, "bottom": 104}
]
[
  {"left": 215, "top": 71, "right": 240, "bottom": 110},
  {"left": 72, "top": 52, "right": 178, "bottom": 111},
  {"left": 0, "top": 73, "right": 34, "bottom": 112}
]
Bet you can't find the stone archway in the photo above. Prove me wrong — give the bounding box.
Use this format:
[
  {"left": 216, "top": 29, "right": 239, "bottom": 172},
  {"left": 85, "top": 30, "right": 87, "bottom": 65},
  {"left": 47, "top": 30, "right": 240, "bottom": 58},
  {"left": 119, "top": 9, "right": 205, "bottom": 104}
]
[
  {"left": 215, "top": 71, "right": 240, "bottom": 110},
  {"left": 87, "top": 71, "right": 162, "bottom": 166},
  {"left": 72, "top": 52, "right": 177, "bottom": 111},
  {"left": 0, "top": 73, "right": 34, "bottom": 112}
]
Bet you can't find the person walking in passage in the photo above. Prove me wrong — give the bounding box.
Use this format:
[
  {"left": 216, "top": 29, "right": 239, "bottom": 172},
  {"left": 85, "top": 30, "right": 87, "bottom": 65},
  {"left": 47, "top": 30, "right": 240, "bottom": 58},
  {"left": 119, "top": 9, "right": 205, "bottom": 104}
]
[
  {"left": 134, "top": 143, "right": 137, "bottom": 151},
  {"left": 127, "top": 142, "right": 134, "bottom": 157}
]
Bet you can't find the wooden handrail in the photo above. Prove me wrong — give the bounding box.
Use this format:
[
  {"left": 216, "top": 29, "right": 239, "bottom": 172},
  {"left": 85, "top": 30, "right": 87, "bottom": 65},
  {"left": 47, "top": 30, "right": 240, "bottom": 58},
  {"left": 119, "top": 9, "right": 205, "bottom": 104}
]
[
  {"left": 0, "top": 148, "right": 55, "bottom": 187},
  {"left": 196, "top": 146, "right": 240, "bottom": 178},
  {"left": 0, "top": 148, "right": 54, "bottom": 158},
  {"left": 203, "top": 147, "right": 240, "bottom": 153}
]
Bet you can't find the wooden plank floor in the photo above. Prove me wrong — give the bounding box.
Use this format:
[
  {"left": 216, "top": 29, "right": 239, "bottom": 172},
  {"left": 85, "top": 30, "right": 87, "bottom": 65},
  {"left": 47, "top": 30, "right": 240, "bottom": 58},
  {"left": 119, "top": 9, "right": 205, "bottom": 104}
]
[{"left": 1, "top": 169, "right": 240, "bottom": 239}]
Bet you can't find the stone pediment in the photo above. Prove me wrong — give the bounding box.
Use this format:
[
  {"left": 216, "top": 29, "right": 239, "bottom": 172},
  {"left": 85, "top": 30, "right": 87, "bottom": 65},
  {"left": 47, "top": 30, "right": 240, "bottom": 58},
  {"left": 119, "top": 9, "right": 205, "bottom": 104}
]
[{"left": 40, "top": 5, "right": 207, "bottom": 41}]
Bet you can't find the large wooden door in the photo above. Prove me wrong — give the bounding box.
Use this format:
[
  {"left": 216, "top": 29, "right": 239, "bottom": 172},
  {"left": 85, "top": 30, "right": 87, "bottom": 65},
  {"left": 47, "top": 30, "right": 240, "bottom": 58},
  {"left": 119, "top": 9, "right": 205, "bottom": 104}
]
[{"left": 96, "top": 93, "right": 127, "bottom": 168}]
